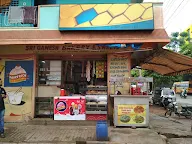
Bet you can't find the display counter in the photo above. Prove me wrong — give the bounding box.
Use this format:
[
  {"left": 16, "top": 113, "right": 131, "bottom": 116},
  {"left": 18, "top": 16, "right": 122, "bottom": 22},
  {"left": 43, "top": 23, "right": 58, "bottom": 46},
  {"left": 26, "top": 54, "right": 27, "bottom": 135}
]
[
  {"left": 109, "top": 77, "right": 153, "bottom": 127},
  {"left": 54, "top": 95, "right": 108, "bottom": 121},
  {"left": 111, "top": 95, "right": 149, "bottom": 127},
  {"left": 86, "top": 95, "right": 107, "bottom": 120},
  {"left": 54, "top": 96, "right": 86, "bottom": 120}
]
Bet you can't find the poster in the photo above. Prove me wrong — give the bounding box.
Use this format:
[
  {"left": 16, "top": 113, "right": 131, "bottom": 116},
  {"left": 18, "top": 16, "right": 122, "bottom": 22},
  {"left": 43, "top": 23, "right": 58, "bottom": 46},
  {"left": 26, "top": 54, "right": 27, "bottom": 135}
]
[
  {"left": 54, "top": 96, "right": 86, "bottom": 120},
  {"left": 109, "top": 54, "right": 130, "bottom": 94},
  {"left": 96, "top": 61, "right": 105, "bottom": 78},
  {"left": 4, "top": 61, "right": 34, "bottom": 87},
  {"left": 117, "top": 105, "right": 146, "bottom": 125}
]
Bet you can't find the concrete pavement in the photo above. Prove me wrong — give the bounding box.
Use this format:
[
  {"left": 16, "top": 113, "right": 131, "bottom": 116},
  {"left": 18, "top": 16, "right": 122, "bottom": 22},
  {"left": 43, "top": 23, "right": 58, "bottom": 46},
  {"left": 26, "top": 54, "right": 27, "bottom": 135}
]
[
  {"left": 1, "top": 113, "right": 192, "bottom": 144},
  {"left": 0, "top": 124, "right": 166, "bottom": 144}
]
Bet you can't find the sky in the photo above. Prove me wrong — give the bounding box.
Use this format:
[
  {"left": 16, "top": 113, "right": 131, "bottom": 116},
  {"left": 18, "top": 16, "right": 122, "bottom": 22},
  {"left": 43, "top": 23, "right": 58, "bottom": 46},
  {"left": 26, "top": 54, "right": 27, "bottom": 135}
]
[{"left": 143, "top": 0, "right": 192, "bottom": 35}]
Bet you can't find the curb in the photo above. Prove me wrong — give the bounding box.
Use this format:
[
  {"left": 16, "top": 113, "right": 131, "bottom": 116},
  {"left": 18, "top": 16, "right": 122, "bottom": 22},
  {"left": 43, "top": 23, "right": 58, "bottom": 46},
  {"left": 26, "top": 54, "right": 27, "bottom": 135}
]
[{"left": 0, "top": 142, "right": 120, "bottom": 144}]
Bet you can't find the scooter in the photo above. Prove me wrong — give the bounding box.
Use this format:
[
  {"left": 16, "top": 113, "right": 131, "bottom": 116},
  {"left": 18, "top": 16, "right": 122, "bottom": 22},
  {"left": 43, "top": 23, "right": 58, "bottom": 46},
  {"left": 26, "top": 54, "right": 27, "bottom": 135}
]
[
  {"left": 180, "top": 91, "right": 187, "bottom": 99},
  {"left": 161, "top": 96, "right": 172, "bottom": 109},
  {"left": 165, "top": 102, "right": 192, "bottom": 119}
]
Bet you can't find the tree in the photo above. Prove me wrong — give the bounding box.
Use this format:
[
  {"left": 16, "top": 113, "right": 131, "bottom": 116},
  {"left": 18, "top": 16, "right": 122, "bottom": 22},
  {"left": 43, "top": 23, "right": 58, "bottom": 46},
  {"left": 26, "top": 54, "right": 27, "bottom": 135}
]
[
  {"left": 131, "top": 69, "right": 182, "bottom": 88},
  {"left": 131, "top": 69, "right": 139, "bottom": 77},
  {"left": 142, "top": 70, "right": 182, "bottom": 88},
  {"left": 179, "top": 43, "right": 192, "bottom": 57},
  {"left": 166, "top": 32, "right": 190, "bottom": 52}
]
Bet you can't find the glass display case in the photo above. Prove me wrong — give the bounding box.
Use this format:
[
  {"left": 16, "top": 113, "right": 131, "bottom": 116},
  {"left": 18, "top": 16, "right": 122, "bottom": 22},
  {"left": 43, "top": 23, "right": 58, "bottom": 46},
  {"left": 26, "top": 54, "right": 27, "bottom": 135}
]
[
  {"left": 85, "top": 95, "right": 107, "bottom": 114},
  {"left": 86, "top": 85, "right": 107, "bottom": 95},
  {"left": 35, "top": 97, "right": 53, "bottom": 118}
]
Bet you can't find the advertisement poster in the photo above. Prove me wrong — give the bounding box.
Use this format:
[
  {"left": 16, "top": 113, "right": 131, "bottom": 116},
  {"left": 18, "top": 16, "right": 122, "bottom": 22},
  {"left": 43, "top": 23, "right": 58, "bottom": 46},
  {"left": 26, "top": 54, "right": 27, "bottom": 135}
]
[
  {"left": 96, "top": 61, "right": 105, "bottom": 78},
  {"left": 117, "top": 105, "right": 146, "bottom": 125},
  {"left": 54, "top": 96, "right": 86, "bottom": 120},
  {"left": 4, "top": 61, "right": 34, "bottom": 87}
]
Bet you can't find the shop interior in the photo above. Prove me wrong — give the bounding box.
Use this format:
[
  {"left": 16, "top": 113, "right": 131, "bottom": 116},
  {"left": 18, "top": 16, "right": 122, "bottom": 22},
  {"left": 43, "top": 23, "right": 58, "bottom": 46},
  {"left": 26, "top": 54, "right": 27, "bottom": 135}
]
[{"left": 35, "top": 54, "right": 108, "bottom": 118}]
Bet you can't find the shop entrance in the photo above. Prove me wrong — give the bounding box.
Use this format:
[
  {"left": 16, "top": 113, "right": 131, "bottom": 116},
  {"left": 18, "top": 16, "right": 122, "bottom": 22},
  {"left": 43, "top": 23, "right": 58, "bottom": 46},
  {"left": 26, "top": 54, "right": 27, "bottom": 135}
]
[{"left": 35, "top": 54, "right": 108, "bottom": 120}]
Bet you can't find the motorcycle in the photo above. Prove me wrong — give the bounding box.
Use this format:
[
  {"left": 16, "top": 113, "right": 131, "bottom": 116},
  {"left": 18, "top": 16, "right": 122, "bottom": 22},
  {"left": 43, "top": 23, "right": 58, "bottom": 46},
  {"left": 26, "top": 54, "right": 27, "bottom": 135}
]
[
  {"left": 161, "top": 96, "right": 172, "bottom": 109},
  {"left": 180, "top": 90, "right": 187, "bottom": 99},
  {"left": 165, "top": 102, "right": 192, "bottom": 119}
]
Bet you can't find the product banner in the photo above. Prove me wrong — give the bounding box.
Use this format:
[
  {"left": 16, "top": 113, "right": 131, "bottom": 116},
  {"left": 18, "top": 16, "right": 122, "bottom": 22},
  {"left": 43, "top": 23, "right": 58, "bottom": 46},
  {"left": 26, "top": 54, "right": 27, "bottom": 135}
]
[
  {"left": 117, "top": 105, "right": 146, "bottom": 125},
  {"left": 54, "top": 96, "right": 86, "bottom": 120},
  {"left": 4, "top": 61, "right": 34, "bottom": 87}
]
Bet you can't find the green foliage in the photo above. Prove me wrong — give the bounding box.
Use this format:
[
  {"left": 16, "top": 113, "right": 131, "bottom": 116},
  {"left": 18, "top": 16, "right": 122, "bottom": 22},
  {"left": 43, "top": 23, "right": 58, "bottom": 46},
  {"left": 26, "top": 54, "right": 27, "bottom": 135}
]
[
  {"left": 171, "top": 32, "right": 179, "bottom": 37},
  {"left": 166, "top": 31, "right": 191, "bottom": 51},
  {"left": 131, "top": 70, "right": 139, "bottom": 77},
  {"left": 142, "top": 70, "right": 182, "bottom": 88},
  {"left": 131, "top": 69, "right": 182, "bottom": 88},
  {"left": 179, "top": 43, "right": 192, "bottom": 57},
  {"left": 131, "top": 69, "right": 146, "bottom": 77},
  {"left": 180, "top": 31, "right": 188, "bottom": 37}
]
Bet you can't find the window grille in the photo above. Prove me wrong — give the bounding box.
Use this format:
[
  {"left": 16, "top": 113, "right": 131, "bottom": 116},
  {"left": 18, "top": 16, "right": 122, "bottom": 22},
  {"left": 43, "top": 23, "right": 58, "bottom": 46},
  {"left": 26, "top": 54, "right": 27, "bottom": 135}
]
[{"left": 1, "top": 0, "right": 19, "bottom": 14}]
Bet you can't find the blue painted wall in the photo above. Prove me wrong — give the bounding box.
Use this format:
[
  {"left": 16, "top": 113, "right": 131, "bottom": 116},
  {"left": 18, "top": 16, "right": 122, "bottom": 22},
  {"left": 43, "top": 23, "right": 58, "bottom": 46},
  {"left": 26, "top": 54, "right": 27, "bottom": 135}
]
[
  {"left": 39, "top": 6, "right": 59, "bottom": 30},
  {"left": 19, "top": 0, "right": 33, "bottom": 6},
  {"left": 0, "top": 0, "right": 33, "bottom": 27}
]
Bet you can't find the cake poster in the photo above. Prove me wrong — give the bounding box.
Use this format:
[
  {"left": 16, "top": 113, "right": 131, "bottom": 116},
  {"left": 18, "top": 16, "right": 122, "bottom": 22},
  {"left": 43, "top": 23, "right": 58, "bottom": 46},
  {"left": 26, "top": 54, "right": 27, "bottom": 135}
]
[{"left": 4, "top": 61, "right": 34, "bottom": 87}]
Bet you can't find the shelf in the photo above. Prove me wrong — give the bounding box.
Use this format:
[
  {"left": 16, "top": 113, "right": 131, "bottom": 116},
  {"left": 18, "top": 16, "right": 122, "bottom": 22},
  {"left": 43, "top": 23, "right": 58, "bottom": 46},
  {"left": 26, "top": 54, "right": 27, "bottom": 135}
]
[
  {"left": 36, "top": 108, "right": 52, "bottom": 110},
  {"left": 36, "top": 102, "right": 51, "bottom": 104},
  {"left": 46, "top": 80, "right": 61, "bottom": 81},
  {"left": 87, "top": 87, "right": 107, "bottom": 91},
  {"left": 86, "top": 111, "right": 107, "bottom": 114},
  {"left": 39, "top": 71, "right": 61, "bottom": 72},
  {"left": 39, "top": 74, "right": 61, "bottom": 76},
  {"left": 86, "top": 103, "right": 107, "bottom": 105}
]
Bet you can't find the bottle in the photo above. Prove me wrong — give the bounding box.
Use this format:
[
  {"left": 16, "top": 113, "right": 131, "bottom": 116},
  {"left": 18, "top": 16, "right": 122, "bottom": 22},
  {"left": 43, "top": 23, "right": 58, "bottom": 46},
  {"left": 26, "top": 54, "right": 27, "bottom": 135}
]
[{"left": 60, "top": 89, "right": 66, "bottom": 96}]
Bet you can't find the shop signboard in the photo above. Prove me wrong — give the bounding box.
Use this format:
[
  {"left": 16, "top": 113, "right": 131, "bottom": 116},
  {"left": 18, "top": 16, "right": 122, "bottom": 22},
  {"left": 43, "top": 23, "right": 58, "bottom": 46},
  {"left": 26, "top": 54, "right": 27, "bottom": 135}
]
[
  {"left": 59, "top": 3, "right": 154, "bottom": 30},
  {"left": 4, "top": 61, "right": 34, "bottom": 87},
  {"left": 117, "top": 104, "right": 146, "bottom": 125},
  {"left": 108, "top": 53, "right": 130, "bottom": 94},
  {"left": 54, "top": 96, "right": 86, "bottom": 120}
]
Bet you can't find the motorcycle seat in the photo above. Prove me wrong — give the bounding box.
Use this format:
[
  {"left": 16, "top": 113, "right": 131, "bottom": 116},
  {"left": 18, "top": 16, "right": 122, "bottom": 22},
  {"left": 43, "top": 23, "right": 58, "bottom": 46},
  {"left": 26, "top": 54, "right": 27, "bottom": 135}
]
[{"left": 181, "top": 105, "right": 192, "bottom": 108}]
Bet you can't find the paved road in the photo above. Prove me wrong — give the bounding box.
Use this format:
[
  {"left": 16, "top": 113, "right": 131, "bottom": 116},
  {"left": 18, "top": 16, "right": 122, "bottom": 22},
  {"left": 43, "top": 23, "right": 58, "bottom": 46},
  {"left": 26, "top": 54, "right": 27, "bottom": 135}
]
[{"left": 176, "top": 94, "right": 192, "bottom": 105}]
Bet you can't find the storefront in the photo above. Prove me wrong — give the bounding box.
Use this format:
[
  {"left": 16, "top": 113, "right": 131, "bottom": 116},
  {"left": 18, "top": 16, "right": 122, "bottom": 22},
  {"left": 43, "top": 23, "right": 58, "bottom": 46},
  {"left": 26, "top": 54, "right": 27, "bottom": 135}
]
[
  {"left": 0, "top": 3, "right": 178, "bottom": 126},
  {"left": 0, "top": 44, "right": 152, "bottom": 123},
  {"left": 38, "top": 52, "right": 108, "bottom": 120}
]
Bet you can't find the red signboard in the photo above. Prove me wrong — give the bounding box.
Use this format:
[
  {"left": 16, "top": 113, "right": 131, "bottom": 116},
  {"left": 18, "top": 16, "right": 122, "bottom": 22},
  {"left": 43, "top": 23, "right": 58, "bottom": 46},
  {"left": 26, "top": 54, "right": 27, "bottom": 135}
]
[{"left": 54, "top": 96, "right": 86, "bottom": 120}]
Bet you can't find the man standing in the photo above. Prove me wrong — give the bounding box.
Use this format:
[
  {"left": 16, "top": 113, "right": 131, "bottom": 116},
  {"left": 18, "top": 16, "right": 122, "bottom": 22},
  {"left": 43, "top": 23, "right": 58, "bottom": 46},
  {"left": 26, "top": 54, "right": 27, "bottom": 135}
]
[{"left": 0, "top": 78, "right": 6, "bottom": 138}]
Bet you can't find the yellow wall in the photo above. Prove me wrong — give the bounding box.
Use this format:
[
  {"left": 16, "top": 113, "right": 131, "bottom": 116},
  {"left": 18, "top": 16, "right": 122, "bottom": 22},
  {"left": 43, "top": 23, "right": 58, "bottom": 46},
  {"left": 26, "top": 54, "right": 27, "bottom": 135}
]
[
  {"left": 0, "top": 45, "right": 132, "bottom": 122},
  {"left": 0, "top": 57, "right": 35, "bottom": 122}
]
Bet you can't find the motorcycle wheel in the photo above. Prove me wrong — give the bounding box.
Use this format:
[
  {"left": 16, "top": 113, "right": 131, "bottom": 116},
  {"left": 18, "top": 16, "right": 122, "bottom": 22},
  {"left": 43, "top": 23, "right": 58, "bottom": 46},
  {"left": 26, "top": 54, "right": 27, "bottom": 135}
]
[
  {"left": 165, "top": 109, "right": 172, "bottom": 117},
  {"left": 185, "top": 112, "right": 192, "bottom": 119}
]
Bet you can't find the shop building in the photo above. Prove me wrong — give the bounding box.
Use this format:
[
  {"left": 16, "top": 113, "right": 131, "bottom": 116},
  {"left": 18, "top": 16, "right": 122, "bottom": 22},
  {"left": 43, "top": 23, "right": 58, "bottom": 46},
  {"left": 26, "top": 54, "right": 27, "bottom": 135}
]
[{"left": 1, "top": 0, "right": 192, "bottom": 126}]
